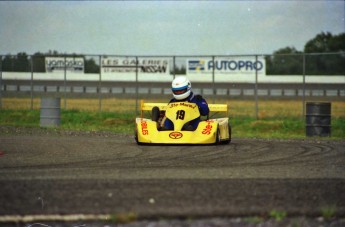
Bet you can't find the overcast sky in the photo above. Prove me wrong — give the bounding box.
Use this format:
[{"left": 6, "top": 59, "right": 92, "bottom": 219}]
[{"left": 0, "top": 1, "right": 344, "bottom": 56}]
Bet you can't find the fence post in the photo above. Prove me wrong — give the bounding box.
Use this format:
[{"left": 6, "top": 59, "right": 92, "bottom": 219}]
[
  {"left": 255, "top": 55, "right": 259, "bottom": 120},
  {"left": 302, "top": 53, "right": 306, "bottom": 119},
  {"left": 64, "top": 55, "right": 67, "bottom": 109},
  {"left": 30, "top": 56, "right": 34, "bottom": 110},
  {"left": 173, "top": 56, "right": 176, "bottom": 79},
  {"left": 212, "top": 56, "right": 215, "bottom": 104},
  {"left": 98, "top": 55, "right": 102, "bottom": 112},
  {"left": 0, "top": 56, "right": 2, "bottom": 109},
  {"left": 135, "top": 56, "right": 139, "bottom": 114}
]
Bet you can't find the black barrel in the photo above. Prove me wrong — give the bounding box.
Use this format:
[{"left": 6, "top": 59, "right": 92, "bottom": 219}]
[
  {"left": 306, "top": 102, "right": 331, "bottom": 137},
  {"left": 40, "top": 98, "right": 61, "bottom": 127}
]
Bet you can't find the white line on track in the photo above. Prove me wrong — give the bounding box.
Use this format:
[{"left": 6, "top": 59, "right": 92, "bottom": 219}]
[{"left": 0, "top": 214, "right": 111, "bottom": 223}]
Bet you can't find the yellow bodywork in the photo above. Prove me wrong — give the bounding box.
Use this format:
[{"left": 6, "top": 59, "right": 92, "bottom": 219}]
[{"left": 135, "top": 101, "right": 231, "bottom": 145}]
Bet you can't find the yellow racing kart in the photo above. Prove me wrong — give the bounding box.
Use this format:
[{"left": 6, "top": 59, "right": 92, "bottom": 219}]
[{"left": 135, "top": 100, "right": 231, "bottom": 145}]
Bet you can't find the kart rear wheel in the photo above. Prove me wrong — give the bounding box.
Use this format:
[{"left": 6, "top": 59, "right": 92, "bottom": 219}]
[
  {"left": 216, "top": 128, "right": 221, "bottom": 144},
  {"left": 229, "top": 124, "right": 232, "bottom": 142},
  {"left": 216, "top": 124, "right": 231, "bottom": 145},
  {"left": 152, "top": 106, "right": 160, "bottom": 122},
  {"left": 223, "top": 124, "right": 231, "bottom": 144}
]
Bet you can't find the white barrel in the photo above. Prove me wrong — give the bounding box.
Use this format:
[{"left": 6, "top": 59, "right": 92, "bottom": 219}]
[{"left": 40, "top": 98, "right": 61, "bottom": 127}]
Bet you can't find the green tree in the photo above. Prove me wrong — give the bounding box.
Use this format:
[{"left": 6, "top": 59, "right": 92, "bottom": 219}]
[
  {"left": 85, "top": 58, "right": 100, "bottom": 73},
  {"left": 172, "top": 65, "right": 186, "bottom": 75},
  {"left": 265, "top": 47, "right": 303, "bottom": 75},
  {"left": 1, "top": 53, "right": 30, "bottom": 72},
  {"left": 47, "top": 50, "right": 60, "bottom": 56},
  {"left": 1, "top": 55, "right": 15, "bottom": 72},
  {"left": 304, "top": 32, "right": 345, "bottom": 75},
  {"left": 304, "top": 32, "right": 333, "bottom": 53},
  {"left": 32, "top": 52, "right": 46, "bottom": 72},
  {"left": 329, "top": 33, "right": 345, "bottom": 52},
  {"left": 16, "top": 52, "right": 30, "bottom": 72}
]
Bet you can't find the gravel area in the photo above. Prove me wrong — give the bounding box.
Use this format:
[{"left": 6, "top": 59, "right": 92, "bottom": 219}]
[{"left": 1, "top": 125, "right": 344, "bottom": 227}]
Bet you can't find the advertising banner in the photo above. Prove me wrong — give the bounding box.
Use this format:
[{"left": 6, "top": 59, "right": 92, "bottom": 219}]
[
  {"left": 187, "top": 57, "right": 266, "bottom": 75},
  {"left": 45, "top": 57, "right": 84, "bottom": 73},
  {"left": 101, "top": 57, "right": 169, "bottom": 74}
]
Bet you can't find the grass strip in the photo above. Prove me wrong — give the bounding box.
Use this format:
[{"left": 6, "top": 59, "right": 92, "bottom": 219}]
[{"left": 1, "top": 109, "right": 344, "bottom": 139}]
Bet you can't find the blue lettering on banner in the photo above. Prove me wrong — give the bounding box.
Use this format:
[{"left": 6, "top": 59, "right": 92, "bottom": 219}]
[{"left": 207, "top": 60, "right": 263, "bottom": 72}]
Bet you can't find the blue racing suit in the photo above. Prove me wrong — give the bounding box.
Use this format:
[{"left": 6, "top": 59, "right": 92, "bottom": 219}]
[{"left": 164, "top": 92, "right": 209, "bottom": 130}]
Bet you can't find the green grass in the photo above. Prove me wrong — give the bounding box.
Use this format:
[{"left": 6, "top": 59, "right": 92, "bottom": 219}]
[
  {"left": 269, "top": 209, "right": 287, "bottom": 222},
  {"left": 0, "top": 109, "right": 136, "bottom": 134},
  {"left": 321, "top": 205, "right": 337, "bottom": 219},
  {"left": 61, "top": 109, "right": 135, "bottom": 133},
  {"left": 231, "top": 117, "right": 345, "bottom": 139},
  {"left": 1, "top": 109, "right": 344, "bottom": 139}
]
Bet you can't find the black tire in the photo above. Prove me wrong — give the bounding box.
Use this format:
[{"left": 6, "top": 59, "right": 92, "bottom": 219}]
[
  {"left": 228, "top": 124, "right": 232, "bottom": 143},
  {"left": 135, "top": 134, "right": 143, "bottom": 145},
  {"left": 216, "top": 124, "right": 231, "bottom": 145},
  {"left": 134, "top": 128, "right": 139, "bottom": 144},
  {"left": 216, "top": 128, "right": 221, "bottom": 145},
  {"left": 152, "top": 106, "right": 160, "bottom": 122},
  {"left": 222, "top": 124, "right": 231, "bottom": 144},
  {"left": 134, "top": 127, "right": 144, "bottom": 145}
]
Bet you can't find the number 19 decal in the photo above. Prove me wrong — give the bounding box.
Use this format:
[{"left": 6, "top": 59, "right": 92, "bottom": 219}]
[{"left": 176, "top": 110, "right": 185, "bottom": 120}]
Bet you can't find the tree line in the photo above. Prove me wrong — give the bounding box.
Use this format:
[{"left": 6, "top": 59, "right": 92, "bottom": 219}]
[
  {"left": 266, "top": 32, "right": 345, "bottom": 75},
  {"left": 1, "top": 32, "right": 344, "bottom": 75}
]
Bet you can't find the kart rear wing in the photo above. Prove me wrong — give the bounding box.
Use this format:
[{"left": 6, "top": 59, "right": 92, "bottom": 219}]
[{"left": 140, "top": 100, "right": 228, "bottom": 117}]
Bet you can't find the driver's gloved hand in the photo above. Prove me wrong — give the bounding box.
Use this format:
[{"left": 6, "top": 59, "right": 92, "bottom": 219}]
[{"left": 195, "top": 95, "right": 203, "bottom": 101}]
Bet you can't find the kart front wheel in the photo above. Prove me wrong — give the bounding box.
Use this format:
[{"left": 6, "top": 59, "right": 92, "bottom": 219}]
[{"left": 134, "top": 128, "right": 143, "bottom": 145}]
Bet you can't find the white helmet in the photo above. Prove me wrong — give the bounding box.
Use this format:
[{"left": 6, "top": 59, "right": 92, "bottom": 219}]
[{"left": 172, "top": 76, "right": 191, "bottom": 100}]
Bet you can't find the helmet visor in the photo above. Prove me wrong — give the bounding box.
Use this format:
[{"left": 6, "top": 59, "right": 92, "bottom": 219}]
[
  {"left": 172, "top": 85, "right": 188, "bottom": 95},
  {"left": 172, "top": 88, "right": 188, "bottom": 95}
]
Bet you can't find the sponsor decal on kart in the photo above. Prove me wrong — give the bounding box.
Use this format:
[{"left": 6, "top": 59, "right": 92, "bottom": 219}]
[
  {"left": 141, "top": 120, "right": 149, "bottom": 135},
  {"left": 202, "top": 120, "right": 214, "bottom": 135},
  {"left": 169, "top": 132, "right": 183, "bottom": 139},
  {"left": 169, "top": 103, "right": 197, "bottom": 109}
]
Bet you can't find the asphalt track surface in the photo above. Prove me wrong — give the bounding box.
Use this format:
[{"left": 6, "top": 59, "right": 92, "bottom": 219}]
[{"left": 0, "top": 130, "right": 345, "bottom": 224}]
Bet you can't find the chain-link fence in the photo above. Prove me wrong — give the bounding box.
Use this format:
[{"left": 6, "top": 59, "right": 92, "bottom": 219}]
[{"left": 0, "top": 53, "right": 344, "bottom": 119}]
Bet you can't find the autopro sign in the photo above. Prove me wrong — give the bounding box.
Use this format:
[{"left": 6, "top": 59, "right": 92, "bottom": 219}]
[{"left": 187, "top": 57, "right": 266, "bottom": 75}]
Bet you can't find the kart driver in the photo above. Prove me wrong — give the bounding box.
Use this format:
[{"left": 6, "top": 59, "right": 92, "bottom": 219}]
[{"left": 154, "top": 76, "right": 209, "bottom": 131}]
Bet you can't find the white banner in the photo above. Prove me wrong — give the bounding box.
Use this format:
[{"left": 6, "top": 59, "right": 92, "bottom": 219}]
[
  {"left": 101, "top": 57, "right": 169, "bottom": 74},
  {"left": 187, "top": 57, "right": 266, "bottom": 75},
  {"left": 45, "top": 57, "right": 84, "bottom": 73}
]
